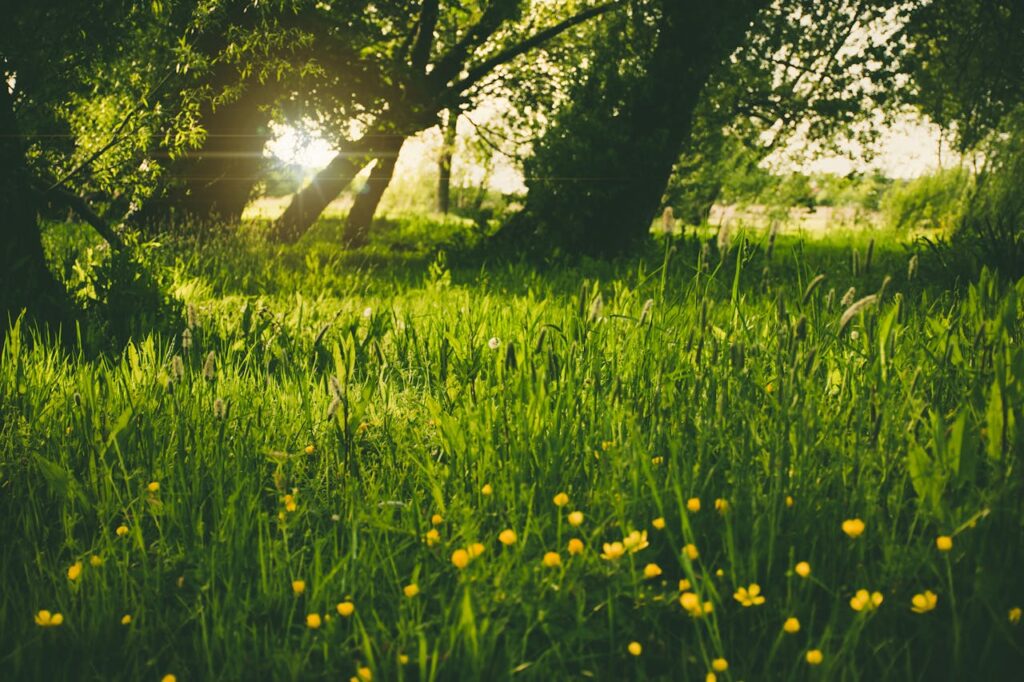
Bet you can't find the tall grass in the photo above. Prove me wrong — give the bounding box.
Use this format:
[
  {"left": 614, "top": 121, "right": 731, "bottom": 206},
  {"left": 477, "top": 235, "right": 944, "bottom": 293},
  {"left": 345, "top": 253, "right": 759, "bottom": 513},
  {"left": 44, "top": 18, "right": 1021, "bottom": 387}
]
[{"left": 1, "top": 227, "right": 1022, "bottom": 680}]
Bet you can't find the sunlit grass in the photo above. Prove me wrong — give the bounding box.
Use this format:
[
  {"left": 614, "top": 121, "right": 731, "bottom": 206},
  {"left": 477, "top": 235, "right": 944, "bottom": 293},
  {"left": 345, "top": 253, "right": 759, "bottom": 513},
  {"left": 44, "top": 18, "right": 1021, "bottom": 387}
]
[{"left": 2, "top": 221, "right": 1022, "bottom": 680}]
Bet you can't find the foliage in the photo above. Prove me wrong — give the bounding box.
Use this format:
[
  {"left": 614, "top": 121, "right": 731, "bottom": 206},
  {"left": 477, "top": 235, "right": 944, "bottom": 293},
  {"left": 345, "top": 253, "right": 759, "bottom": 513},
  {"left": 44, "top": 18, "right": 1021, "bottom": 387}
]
[
  {"left": 882, "top": 168, "right": 970, "bottom": 232},
  {"left": 899, "top": 0, "right": 1024, "bottom": 150},
  {"left": 952, "top": 109, "right": 1024, "bottom": 276}
]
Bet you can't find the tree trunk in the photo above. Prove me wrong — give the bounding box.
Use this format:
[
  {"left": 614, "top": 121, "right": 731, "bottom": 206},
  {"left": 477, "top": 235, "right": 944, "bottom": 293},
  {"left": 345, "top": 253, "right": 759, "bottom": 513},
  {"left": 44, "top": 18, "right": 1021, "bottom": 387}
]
[
  {"left": 345, "top": 137, "right": 405, "bottom": 247},
  {"left": 135, "top": 85, "right": 273, "bottom": 231},
  {"left": 437, "top": 109, "right": 458, "bottom": 214},
  {"left": 0, "top": 84, "right": 70, "bottom": 328},
  {"left": 271, "top": 147, "right": 374, "bottom": 242},
  {"left": 507, "top": 0, "right": 766, "bottom": 257}
]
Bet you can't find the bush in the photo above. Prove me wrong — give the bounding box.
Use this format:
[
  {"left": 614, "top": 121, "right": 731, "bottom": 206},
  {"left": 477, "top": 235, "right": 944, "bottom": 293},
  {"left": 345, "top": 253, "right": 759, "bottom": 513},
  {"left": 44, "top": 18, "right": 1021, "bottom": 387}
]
[
  {"left": 953, "top": 109, "right": 1024, "bottom": 276},
  {"left": 882, "top": 167, "right": 970, "bottom": 231}
]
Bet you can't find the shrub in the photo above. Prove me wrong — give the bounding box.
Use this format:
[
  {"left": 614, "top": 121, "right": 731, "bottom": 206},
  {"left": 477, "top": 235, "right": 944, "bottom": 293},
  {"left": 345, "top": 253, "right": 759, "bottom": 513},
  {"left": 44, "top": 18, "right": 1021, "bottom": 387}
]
[
  {"left": 882, "top": 167, "right": 970, "bottom": 231},
  {"left": 953, "top": 108, "right": 1024, "bottom": 276}
]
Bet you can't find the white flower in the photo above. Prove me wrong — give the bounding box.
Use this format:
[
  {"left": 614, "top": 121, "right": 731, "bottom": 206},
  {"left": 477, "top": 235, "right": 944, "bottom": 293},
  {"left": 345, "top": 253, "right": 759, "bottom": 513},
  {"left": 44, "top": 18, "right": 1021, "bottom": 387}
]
[
  {"left": 488, "top": 337, "right": 501, "bottom": 350},
  {"left": 850, "top": 330, "right": 860, "bottom": 341},
  {"left": 331, "top": 514, "right": 341, "bottom": 522},
  {"left": 362, "top": 307, "right": 373, "bottom": 318}
]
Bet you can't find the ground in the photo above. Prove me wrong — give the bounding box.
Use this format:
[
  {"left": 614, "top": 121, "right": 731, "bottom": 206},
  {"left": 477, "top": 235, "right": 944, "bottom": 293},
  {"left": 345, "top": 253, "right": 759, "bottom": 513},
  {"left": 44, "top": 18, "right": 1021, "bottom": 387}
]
[{"left": 1, "top": 218, "right": 1022, "bottom": 680}]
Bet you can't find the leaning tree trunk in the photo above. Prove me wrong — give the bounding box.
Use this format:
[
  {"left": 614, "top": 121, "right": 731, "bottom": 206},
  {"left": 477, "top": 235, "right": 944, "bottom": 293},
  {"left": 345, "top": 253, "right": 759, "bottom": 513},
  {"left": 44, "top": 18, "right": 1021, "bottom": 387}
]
[
  {"left": 345, "top": 137, "right": 406, "bottom": 247},
  {"left": 272, "top": 147, "right": 373, "bottom": 242},
  {"left": 437, "top": 109, "right": 458, "bottom": 214},
  {"left": 507, "top": 0, "right": 766, "bottom": 257},
  {"left": 0, "top": 84, "right": 69, "bottom": 329},
  {"left": 271, "top": 133, "right": 408, "bottom": 243}
]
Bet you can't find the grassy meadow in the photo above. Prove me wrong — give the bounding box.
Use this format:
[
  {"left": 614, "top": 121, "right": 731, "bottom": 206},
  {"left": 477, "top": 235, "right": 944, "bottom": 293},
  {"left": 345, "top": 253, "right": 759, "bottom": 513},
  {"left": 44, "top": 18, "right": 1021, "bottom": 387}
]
[{"left": 2, "top": 220, "right": 1023, "bottom": 680}]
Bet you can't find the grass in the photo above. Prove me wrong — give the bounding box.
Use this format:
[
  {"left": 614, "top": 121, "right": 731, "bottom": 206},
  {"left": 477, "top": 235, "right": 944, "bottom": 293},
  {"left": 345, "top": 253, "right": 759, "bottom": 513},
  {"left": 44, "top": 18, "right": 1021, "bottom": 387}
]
[{"left": 2, "top": 219, "right": 1023, "bottom": 680}]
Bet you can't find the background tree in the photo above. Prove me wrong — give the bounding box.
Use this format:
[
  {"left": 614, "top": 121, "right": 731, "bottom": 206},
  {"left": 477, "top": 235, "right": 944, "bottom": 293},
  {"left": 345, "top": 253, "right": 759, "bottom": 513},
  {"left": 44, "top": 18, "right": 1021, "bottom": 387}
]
[
  {"left": 271, "top": 0, "right": 618, "bottom": 243},
  {"left": 502, "top": 0, "right": 911, "bottom": 257},
  {"left": 897, "top": 0, "right": 1024, "bottom": 273}
]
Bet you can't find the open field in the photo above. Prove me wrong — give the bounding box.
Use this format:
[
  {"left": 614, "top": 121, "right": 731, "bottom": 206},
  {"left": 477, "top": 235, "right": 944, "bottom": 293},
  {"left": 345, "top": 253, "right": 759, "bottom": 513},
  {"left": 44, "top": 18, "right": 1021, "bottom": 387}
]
[{"left": 2, "top": 223, "right": 1022, "bottom": 680}]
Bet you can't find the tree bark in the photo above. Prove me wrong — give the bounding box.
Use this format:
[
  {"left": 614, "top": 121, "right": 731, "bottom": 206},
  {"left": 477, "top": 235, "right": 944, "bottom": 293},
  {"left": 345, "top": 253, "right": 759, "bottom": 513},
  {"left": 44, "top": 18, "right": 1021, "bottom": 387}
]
[
  {"left": 345, "top": 137, "right": 405, "bottom": 246},
  {"left": 0, "top": 84, "right": 70, "bottom": 328},
  {"left": 438, "top": 109, "right": 458, "bottom": 214}
]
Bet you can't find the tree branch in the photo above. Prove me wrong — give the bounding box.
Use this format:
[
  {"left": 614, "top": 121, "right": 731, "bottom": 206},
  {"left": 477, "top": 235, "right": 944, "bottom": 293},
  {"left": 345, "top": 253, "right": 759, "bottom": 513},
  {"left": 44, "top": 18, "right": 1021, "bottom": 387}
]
[
  {"left": 32, "top": 178, "right": 126, "bottom": 251},
  {"left": 411, "top": 0, "right": 440, "bottom": 72},
  {"left": 446, "top": 2, "right": 620, "bottom": 97},
  {"left": 430, "top": 1, "right": 520, "bottom": 88}
]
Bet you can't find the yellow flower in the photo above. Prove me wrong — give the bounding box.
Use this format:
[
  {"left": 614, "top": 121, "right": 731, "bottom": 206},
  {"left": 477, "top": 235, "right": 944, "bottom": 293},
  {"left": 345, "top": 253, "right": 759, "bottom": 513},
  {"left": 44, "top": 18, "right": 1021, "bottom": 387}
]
[
  {"left": 765, "top": 382, "right": 775, "bottom": 394},
  {"left": 162, "top": 675, "right": 177, "bottom": 682},
  {"left": 679, "top": 592, "right": 714, "bottom": 617},
  {"left": 651, "top": 456, "right": 664, "bottom": 466},
  {"left": 783, "top": 617, "right": 800, "bottom": 633},
  {"left": 499, "top": 529, "right": 517, "bottom": 546},
  {"left": 715, "top": 568, "right": 724, "bottom": 578},
  {"left": 678, "top": 578, "right": 691, "bottom": 591},
  {"left": 542, "top": 551, "right": 562, "bottom": 567},
  {"left": 35, "top": 610, "right": 64, "bottom": 627},
  {"left": 148, "top": 481, "right": 160, "bottom": 493},
  {"left": 911, "top": 590, "right": 937, "bottom": 614},
  {"left": 627, "top": 641, "right": 642, "bottom": 656},
  {"left": 1009, "top": 607, "right": 1022, "bottom": 625},
  {"left": 304, "top": 444, "right": 315, "bottom": 455},
  {"left": 403, "top": 583, "right": 419, "bottom": 598},
  {"left": 643, "top": 563, "right": 663, "bottom": 579},
  {"left": 623, "top": 530, "right": 649, "bottom": 553},
  {"left": 121, "top": 614, "right": 132, "bottom": 625},
  {"left": 116, "top": 525, "right": 129, "bottom": 537},
  {"left": 706, "top": 674, "right": 717, "bottom": 682},
  {"left": 733, "top": 583, "right": 765, "bottom": 607},
  {"left": 849, "top": 589, "right": 884, "bottom": 612},
  {"left": 292, "top": 580, "right": 306, "bottom": 595},
  {"left": 785, "top": 495, "right": 794, "bottom": 508},
  {"left": 652, "top": 517, "right": 666, "bottom": 530},
  {"left": 714, "top": 498, "right": 730, "bottom": 514},
  {"left": 337, "top": 601, "right": 355, "bottom": 617},
  {"left": 398, "top": 654, "right": 409, "bottom": 665},
  {"left": 680, "top": 592, "right": 701, "bottom": 616},
  {"left": 712, "top": 658, "right": 728, "bottom": 672},
  {"left": 683, "top": 544, "right": 699, "bottom": 561},
  {"left": 601, "top": 542, "right": 625, "bottom": 560},
  {"left": 284, "top": 494, "right": 297, "bottom": 513},
  {"left": 568, "top": 538, "right": 584, "bottom": 555},
  {"left": 936, "top": 535, "right": 953, "bottom": 552},
  {"left": 468, "top": 542, "right": 485, "bottom": 559},
  {"left": 687, "top": 497, "right": 701, "bottom": 513},
  {"left": 795, "top": 561, "right": 811, "bottom": 578},
  {"left": 306, "top": 613, "right": 322, "bottom": 629},
  {"left": 842, "top": 518, "right": 865, "bottom": 538},
  {"left": 431, "top": 513, "right": 443, "bottom": 526},
  {"left": 356, "top": 666, "right": 372, "bottom": 681},
  {"left": 568, "top": 511, "right": 584, "bottom": 527},
  {"left": 553, "top": 492, "right": 569, "bottom": 507},
  {"left": 89, "top": 555, "right": 103, "bottom": 567},
  {"left": 481, "top": 484, "right": 493, "bottom": 496},
  {"left": 451, "top": 549, "right": 470, "bottom": 569},
  {"left": 67, "top": 561, "right": 83, "bottom": 581},
  {"left": 424, "top": 529, "right": 440, "bottom": 546},
  {"left": 806, "top": 649, "right": 823, "bottom": 665}
]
